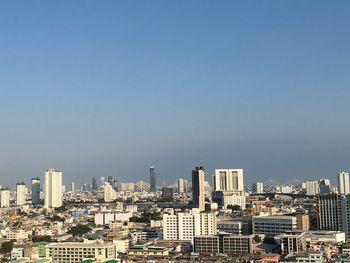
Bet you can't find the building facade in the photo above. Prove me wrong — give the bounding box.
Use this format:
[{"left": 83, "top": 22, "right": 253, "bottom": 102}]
[
  {"left": 31, "top": 177, "right": 41, "bottom": 205},
  {"left": 44, "top": 168, "right": 63, "bottom": 208},
  {"left": 192, "top": 166, "right": 205, "bottom": 211}
]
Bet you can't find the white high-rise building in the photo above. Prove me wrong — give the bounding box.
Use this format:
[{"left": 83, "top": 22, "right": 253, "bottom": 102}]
[
  {"left": 44, "top": 168, "right": 63, "bottom": 208},
  {"left": 163, "top": 210, "right": 217, "bottom": 241},
  {"left": 16, "top": 182, "right": 27, "bottom": 206},
  {"left": 0, "top": 188, "right": 10, "bottom": 208},
  {"left": 99, "top": 176, "right": 105, "bottom": 188},
  {"left": 305, "top": 181, "right": 319, "bottom": 196},
  {"left": 254, "top": 182, "right": 264, "bottom": 194},
  {"left": 71, "top": 182, "right": 75, "bottom": 192},
  {"left": 338, "top": 171, "right": 350, "bottom": 195},
  {"left": 104, "top": 182, "right": 118, "bottom": 202},
  {"left": 212, "top": 169, "right": 244, "bottom": 191},
  {"left": 178, "top": 178, "right": 185, "bottom": 193}
]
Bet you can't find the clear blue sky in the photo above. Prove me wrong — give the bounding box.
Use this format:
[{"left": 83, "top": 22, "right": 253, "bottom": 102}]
[{"left": 1, "top": 1, "right": 350, "bottom": 188}]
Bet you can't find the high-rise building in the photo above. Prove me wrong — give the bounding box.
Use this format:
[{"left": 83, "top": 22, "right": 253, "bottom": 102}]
[
  {"left": 71, "top": 182, "right": 75, "bottom": 192},
  {"left": 99, "top": 176, "right": 105, "bottom": 188},
  {"left": 212, "top": 169, "right": 244, "bottom": 191},
  {"left": 0, "top": 188, "right": 10, "bottom": 208},
  {"left": 16, "top": 182, "right": 27, "bottom": 206},
  {"left": 338, "top": 171, "right": 350, "bottom": 195},
  {"left": 44, "top": 168, "right": 63, "bottom": 208},
  {"left": 319, "top": 179, "right": 332, "bottom": 194},
  {"left": 192, "top": 166, "right": 205, "bottom": 211},
  {"left": 150, "top": 166, "right": 156, "bottom": 192},
  {"left": 178, "top": 178, "right": 185, "bottom": 193},
  {"left": 317, "top": 194, "right": 350, "bottom": 238},
  {"left": 163, "top": 211, "right": 217, "bottom": 241},
  {"left": 104, "top": 182, "right": 118, "bottom": 202},
  {"left": 254, "top": 182, "right": 264, "bottom": 194},
  {"left": 92, "top": 176, "right": 98, "bottom": 191},
  {"left": 305, "top": 180, "right": 319, "bottom": 196},
  {"left": 31, "top": 177, "right": 41, "bottom": 205}
]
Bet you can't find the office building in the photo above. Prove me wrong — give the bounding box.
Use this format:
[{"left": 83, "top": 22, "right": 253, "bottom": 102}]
[
  {"left": 317, "top": 194, "right": 350, "bottom": 238},
  {"left": 46, "top": 241, "right": 117, "bottom": 263},
  {"left": 278, "top": 232, "right": 307, "bottom": 255},
  {"left": 252, "top": 215, "right": 297, "bottom": 236},
  {"left": 163, "top": 211, "right": 217, "bottom": 241},
  {"left": 254, "top": 182, "right": 264, "bottom": 194},
  {"left": 16, "top": 182, "right": 27, "bottom": 206},
  {"left": 71, "top": 182, "right": 75, "bottom": 192},
  {"left": 212, "top": 169, "right": 244, "bottom": 191},
  {"left": 0, "top": 188, "right": 10, "bottom": 208},
  {"left": 319, "top": 179, "right": 332, "bottom": 194},
  {"left": 194, "top": 234, "right": 253, "bottom": 255},
  {"left": 217, "top": 220, "right": 251, "bottom": 235},
  {"left": 150, "top": 165, "right": 156, "bottom": 192},
  {"left": 31, "top": 177, "right": 41, "bottom": 205},
  {"left": 338, "top": 171, "right": 350, "bottom": 195},
  {"left": 192, "top": 166, "right": 205, "bottom": 211},
  {"left": 44, "top": 168, "right": 63, "bottom": 208},
  {"left": 119, "top": 182, "right": 135, "bottom": 191},
  {"left": 92, "top": 176, "right": 98, "bottom": 191}
]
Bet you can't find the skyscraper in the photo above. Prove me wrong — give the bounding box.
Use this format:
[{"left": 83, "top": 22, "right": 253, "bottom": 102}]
[
  {"left": 0, "top": 188, "right": 10, "bottom": 208},
  {"left": 178, "top": 178, "right": 185, "bottom": 193},
  {"left": 192, "top": 166, "right": 205, "bottom": 211},
  {"left": 338, "top": 171, "right": 350, "bottom": 195},
  {"left": 212, "top": 169, "right": 244, "bottom": 191},
  {"left": 16, "top": 182, "right": 27, "bottom": 206},
  {"left": 254, "top": 182, "right": 264, "bottom": 194},
  {"left": 99, "top": 176, "right": 105, "bottom": 188},
  {"left": 71, "top": 182, "right": 75, "bottom": 192},
  {"left": 44, "top": 168, "right": 63, "bottom": 208},
  {"left": 150, "top": 165, "right": 156, "bottom": 192},
  {"left": 31, "top": 177, "right": 41, "bottom": 205},
  {"left": 92, "top": 176, "right": 98, "bottom": 191}
]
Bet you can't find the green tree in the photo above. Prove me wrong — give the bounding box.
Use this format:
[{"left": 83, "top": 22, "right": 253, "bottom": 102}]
[
  {"left": 263, "top": 236, "right": 276, "bottom": 245},
  {"left": 253, "top": 235, "right": 261, "bottom": 243},
  {"left": 67, "top": 224, "right": 91, "bottom": 237},
  {"left": 0, "top": 241, "right": 13, "bottom": 254}
]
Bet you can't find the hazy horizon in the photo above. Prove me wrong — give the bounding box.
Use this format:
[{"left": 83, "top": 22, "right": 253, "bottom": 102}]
[{"left": 1, "top": 1, "right": 350, "bottom": 188}]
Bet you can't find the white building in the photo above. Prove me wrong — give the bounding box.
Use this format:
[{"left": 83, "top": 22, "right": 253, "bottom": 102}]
[
  {"left": 212, "top": 169, "right": 244, "bottom": 191},
  {"left": 163, "top": 210, "right": 217, "bottom": 242},
  {"left": 16, "top": 182, "right": 27, "bottom": 206},
  {"left": 338, "top": 171, "right": 350, "bottom": 195},
  {"left": 119, "top": 183, "right": 135, "bottom": 191},
  {"left": 44, "top": 168, "right": 63, "bottom": 208},
  {"left": 305, "top": 181, "right": 319, "bottom": 196},
  {"left": 104, "top": 182, "right": 118, "bottom": 202},
  {"left": 94, "top": 211, "right": 133, "bottom": 225},
  {"left": 0, "top": 188, "right": 10, "bottom": 208},
  {"left": 178, "top": 178, "right": 185, "bottom": 193},
  {"left": 254, "top": 182, "right": 264, "bottom": 194},
  {"left": 46, "top": 241, "right": 117, "bottom": 263}
]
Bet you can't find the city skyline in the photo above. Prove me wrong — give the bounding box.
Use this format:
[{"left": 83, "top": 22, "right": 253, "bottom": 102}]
[{"left": 1, "top": 1, "right": 350, "bottom": 186}]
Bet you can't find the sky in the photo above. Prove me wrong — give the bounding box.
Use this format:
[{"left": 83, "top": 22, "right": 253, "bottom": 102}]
[{"left": 1, "top": 1, "right": 350, "bottom": 188}]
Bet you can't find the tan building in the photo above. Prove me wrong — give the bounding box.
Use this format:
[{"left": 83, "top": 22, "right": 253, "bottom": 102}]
[
  {"left": 109, "top": 220, "right": 123, "bottom": 229},
  {"left": 296, "top": 214, "right": 310, "bottom": 231}
]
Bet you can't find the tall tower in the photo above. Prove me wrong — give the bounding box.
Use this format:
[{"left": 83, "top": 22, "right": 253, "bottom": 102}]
[
  {"left": 16, "top": 182, "right": 27, "bottom": 206},
  {"left": 92, "top": 176, "right": 98, "bottom": 191},
  {"left": 99, "top": 177, "right": 105, "bottom": 188},
  {"left": 31, "top": 177, "right": 41, "bottom": 205},
  {"left": 44, "top": 168, "right": 63, "bottom": 208},
  {"left": 338, "top": 171, "right": 350, "bottom": 195},
  {"left": 71, "top": 182, "right": 75, "bottom": 192},
  {"left": 192, "top": 166, "right": 205, "bottom": 211},
  {"left": 0, "top": 188, "right": 10, "bottom": 208},
  {"left": 150, "top": 166, "right": 156, "bottom": 192}
]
